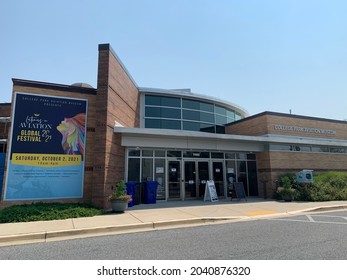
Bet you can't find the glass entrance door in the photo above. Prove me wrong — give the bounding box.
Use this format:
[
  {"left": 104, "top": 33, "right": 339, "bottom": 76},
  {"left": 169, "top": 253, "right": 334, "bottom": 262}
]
[
  {"left": 212, "top": 162, "right": 225, "bottom": 196},
  {"left": 183, "top": 161, "right": 209, "bottom": 199},
  {"left": 184, "top": 161, "right": 196, "bottom": 199},
  {"left": 198, "top": 161, "right": 209, "bottom": 198},
  {"left": 168, "top": 161, "right": 181, "bottom": 199}
]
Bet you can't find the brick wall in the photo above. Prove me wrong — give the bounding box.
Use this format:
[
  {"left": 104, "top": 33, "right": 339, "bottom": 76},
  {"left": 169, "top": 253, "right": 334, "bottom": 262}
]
[
  {"left": 257, "top": 150, "right": 347, "bottom": 198},
  {"left": 226, "top": 112, "right": 347, "bottom": 198},
  {"left": 0, "top": 104, "right": 11, "bottom": 142},
  {"left": 226, "top": 112, "right": 347, "bottom": 140},
  {"left": 93, "top": 44, "right": 139, "bottom": 209}
]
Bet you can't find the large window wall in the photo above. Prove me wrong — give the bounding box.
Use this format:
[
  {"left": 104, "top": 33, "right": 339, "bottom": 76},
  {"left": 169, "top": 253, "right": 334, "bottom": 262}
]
[
  {"left": 144, "top": 94, "right": 243, "bottom": 133},
  {"left": 126, "top": 149, "right": 258, "bottom": 200}
]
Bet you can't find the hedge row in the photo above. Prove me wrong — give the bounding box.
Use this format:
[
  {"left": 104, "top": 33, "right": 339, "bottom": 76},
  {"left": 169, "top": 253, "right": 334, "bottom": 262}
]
[{"left": 279, "top": 171, "right": 347, "bottom": 201}]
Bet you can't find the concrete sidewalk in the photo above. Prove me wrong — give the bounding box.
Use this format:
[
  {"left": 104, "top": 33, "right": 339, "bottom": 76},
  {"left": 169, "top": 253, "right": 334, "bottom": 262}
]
[{"left": 1, "top": 198, "right": 347, "bottom": 247}]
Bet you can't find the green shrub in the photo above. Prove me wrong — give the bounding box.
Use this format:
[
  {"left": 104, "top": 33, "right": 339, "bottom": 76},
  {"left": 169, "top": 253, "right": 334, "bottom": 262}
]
[
  {"left": 280, "top": 171, "right": 347, "bottom": 202},
  {"left": 0, "top": 202, "right": 104, "bottom": 223}
]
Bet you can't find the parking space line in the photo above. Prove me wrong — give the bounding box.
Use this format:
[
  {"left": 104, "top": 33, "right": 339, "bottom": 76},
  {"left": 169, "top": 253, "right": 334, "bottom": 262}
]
[
  {"left": 306, "top": 215, "right": 315, "bottom": 222},
  {"left": 268, "top": 218, "right": 347, "bottom": 225},
  {"left": 311, "top": 214, "right": 347, "bottom": 218}
]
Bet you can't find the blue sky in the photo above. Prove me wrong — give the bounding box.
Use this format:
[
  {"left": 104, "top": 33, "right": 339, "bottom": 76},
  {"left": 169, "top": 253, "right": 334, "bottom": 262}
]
[{"left": 1, "top": 0, "right": 346, "bottom": 120}]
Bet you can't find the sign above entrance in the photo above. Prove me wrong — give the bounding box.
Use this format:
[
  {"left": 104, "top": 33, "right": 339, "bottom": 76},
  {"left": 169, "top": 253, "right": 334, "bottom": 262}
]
[
  {"left": 274, "top": 124, "right": 336, "bottom": 135},
  {"left": 204, "top": 180, "right": 219, "bottom": 202}
]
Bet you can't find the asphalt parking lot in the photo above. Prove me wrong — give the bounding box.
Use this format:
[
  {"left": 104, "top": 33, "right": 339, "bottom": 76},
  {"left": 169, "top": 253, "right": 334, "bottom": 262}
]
[{"left": 269, "top": 209, "right": 347, "bottom": 225}]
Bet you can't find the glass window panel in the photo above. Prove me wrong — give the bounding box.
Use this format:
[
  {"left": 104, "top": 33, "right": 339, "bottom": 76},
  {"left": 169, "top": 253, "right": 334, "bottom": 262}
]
[
  {"left": 128, "top": 158, "right": 140, "bottom": 181},
  {"left": 290, "top": 145, "right": 311, "bottom": 152},
  {"left": 183, "top": 121, "right": 200, "bottom": 131},
  {"left": 145, "top": 106, "right": 161, "bottom": 117},
  {"left": 247, "top": 153, "right": 256, "bottom": 160},
  {"left": 155, "top": 150, "right": 166, "bottom": 157},
  {"left": 183, "top": 99, "right": 214, "bottom": 112},
  {"left": 161, "top": 108, "right": 181, "bottom": 119},
  {"left": 235, "top": 113, "right": 242, "bottom": 120},
  {"left": 182, "top": 99, "right": 200, "bottom": 110},
  {"left": 227, "top": 116, "right": 235, "bottom": 124},
  {"left": 215, "top": 115, "right": 228, "bottom": 125},
  {"left": 200, "top": 123, "right": 215, "bottom": 133},
  {"left": 330, "top": 147, "right": 346, "bottom": 153},
  {"left": 200, "top": 111, "right": 214, "bottom": 123},
  {"left": 142, "top": 150, "right": 153, "bottom": 157},
  {"left": 200, "top": 102, "right": 214, "bottom": 112},
  {"left": 269, "top": 144, "right": 292, "bottom": 151},
  {"left": 161, "top": 119, "right": 181, "bottom": 129},
  {"left": 161, "top": 96, "right": 181, "bottom": 107},
  {"left": 145, "top": 119, "right": 161, "bottom": 128},
  {"left": 199, "top": 152, "right": 210, "bottom": 158},
  {"left": 236, "top": 153, "right": 247, "bottom": 160},
  {"left": 215, "top": 105, "right": 227, "bottom": 115},
  {"left": 142, "top": 158, "right": 153, "bottom": 181},
  {"left": 312, "top": 146, "right": 329, "bottom": 153},
  {"left": 183, "top": 151, "right": 210, "bottom": 158},
  {"left": 183, "top": 151, "right": 193, "bottom": 157},
  {"left": 167, "top": 151, "right": 182, "bottom": 157},
  {"left": 225, "top": 153, "right": 236, "bottom": 159},
  {"left": 226, "top": 110, "right": 235, "bottom": 119},
  {"left": 300, "top": 146, "right": 311, "bottom": 152},
  {"left": 211, "top": 152, "right": 224, "bottom": 158},
  {"left": 145, "top": 95, "right": 161, "bottom": 106},
  {"left": 183, "top": 109, "right": 200, "bottom": 121},
  {"left": 145, "top": 95, "right": 180, "bottom": 107},
  {"left": 216, "top": 125, "right": 225, "bottom": 134},
  {"left": 128, "top": 149, "right": 140, "bottom": 156}
]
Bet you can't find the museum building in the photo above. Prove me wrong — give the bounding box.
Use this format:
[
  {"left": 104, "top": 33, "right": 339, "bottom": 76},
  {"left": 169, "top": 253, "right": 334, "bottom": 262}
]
[{"left": 1, "top": 43, "right": 347, "bottom": 209}]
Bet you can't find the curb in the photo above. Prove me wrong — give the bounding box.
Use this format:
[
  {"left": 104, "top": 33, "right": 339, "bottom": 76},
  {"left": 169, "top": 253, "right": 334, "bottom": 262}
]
[
  {"left": 289, "top": 205, "right": 347, "bottom": 214},
  {"left": 0, "top": 217, "right": 239, "bottom": 246},
  {"left": 0, "top": 222, "right": 154, "bottom": 246},
  {"left": 305, "top": 205, "right": 347, "bottom": 212},
  {"left": 0, "top": 232, "right": 46, "bottom": 246}
]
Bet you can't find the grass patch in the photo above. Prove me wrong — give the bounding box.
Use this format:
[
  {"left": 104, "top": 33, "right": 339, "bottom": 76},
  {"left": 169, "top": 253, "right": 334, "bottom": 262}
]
[{"left": 0, "top": 202, "right": 104, "bottom": 223}]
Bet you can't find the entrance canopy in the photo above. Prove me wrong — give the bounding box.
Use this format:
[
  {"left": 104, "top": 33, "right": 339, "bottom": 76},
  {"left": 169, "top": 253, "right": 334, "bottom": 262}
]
[
  {"left": 114, "top": 127, "right": 346, "bottom": 152},
  {"left": 115, "top": 127, "right": 265, "bottom": 152}
]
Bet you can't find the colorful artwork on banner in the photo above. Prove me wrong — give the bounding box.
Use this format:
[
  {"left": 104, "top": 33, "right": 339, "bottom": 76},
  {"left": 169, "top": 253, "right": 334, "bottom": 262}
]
[{"left": 4, "top": 92, "right": 88, "bottom": 200}]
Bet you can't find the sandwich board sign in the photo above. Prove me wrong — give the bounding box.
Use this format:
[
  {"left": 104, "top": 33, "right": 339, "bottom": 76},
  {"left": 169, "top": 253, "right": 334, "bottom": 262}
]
[
  {"left": 204, "top": 180, "right": 219, "bottom": 202},
  {"left": 233, "top": 182, "right": 247, "bottom": 201}
]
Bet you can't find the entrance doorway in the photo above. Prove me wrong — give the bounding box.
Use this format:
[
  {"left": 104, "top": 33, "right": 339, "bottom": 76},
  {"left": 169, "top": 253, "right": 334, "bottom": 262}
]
[
  {"left": 184, "top": 161, "right": 209, "bottom": 199},
  {"left": 212, "top": 161, "right": 225, "bottom": 196}
]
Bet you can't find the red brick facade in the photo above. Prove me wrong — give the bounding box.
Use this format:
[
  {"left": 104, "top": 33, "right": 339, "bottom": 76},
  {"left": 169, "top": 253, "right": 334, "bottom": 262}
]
[{"left": 227, "top": 112, "right": 347, "bottom": 198}]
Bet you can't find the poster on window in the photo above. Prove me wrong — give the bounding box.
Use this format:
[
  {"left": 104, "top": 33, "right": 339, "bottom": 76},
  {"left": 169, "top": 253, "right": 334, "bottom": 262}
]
[{"left": 4, "top": 92, "right": 88, "bottom": 200}]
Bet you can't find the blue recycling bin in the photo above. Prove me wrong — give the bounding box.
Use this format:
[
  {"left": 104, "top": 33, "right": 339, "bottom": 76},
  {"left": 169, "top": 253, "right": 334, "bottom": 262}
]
[
  {"left": 126, "top": 182, "right": 137, "bottom": 207},
  {"left": 144, "top": 181, "right": 158, "bottom": 204}
]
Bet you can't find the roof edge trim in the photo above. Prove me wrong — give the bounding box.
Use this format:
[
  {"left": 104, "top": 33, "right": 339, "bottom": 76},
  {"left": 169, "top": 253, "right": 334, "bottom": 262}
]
[{"left": 12, "top": 78, "right": 97, "bottom": 95}]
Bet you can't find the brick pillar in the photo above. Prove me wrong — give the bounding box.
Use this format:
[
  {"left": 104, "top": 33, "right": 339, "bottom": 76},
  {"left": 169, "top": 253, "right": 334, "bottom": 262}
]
[{"left": 92, "top": 44, "right": 139, "bottom": 209}]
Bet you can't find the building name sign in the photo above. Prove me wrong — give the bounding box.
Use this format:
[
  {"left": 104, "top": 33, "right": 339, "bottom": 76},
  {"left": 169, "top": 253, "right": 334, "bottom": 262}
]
[{"left": 274, "top": 125, "right": 336, "bottom": 135}]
